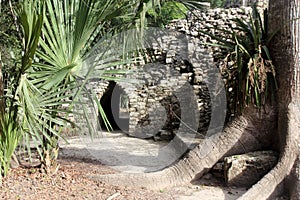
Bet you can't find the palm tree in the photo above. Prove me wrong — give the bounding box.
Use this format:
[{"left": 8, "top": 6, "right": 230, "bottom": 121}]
[
  {"left": 0, "top": 0, "right": 203, "bottom": 177},
  {"left": 1, "top": 0, "right": 145, "bottom": 176},
  {"left": 17, "top": 0, "right": 159, "bottom": 174}
]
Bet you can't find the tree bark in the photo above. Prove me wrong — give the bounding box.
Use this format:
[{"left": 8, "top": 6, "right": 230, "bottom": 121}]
[{"left": 238, "top": 1, "right": 300, "bottom": 199}]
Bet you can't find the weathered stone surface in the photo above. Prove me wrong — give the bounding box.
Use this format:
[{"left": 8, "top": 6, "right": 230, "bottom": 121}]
[
  {"left": 83, "top": 5, "right": 269, "bottom": 141},
  {"left": 224, "top": 0, "right": 268, "bottom": 9},
  {"left": 224, "top": 151, "right": 278, "bottom": 187},
  {"left": 9, "top": 153, "right": 20, "bottom": 169}
]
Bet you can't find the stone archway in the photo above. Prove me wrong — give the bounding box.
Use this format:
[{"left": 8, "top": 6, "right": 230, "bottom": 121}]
[{"left": 99, "top": 81, "right": 129, "bottom": 132}]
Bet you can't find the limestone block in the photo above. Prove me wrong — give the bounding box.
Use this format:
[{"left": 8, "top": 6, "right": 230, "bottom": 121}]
[{"left": 224, "top": 151, "right": 278, "bottom": 187}]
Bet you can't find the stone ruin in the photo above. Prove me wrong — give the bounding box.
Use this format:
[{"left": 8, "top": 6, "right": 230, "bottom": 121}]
[
  {"left": 86, "top": 4, "right": 267, "bottom": 141},
  {"left": 223, "top": 0, "right": 268, "bottom": 8}
]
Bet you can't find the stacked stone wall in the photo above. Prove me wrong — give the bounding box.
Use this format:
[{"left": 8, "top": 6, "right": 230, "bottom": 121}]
[
  {"left": 223, "top": 0, "right": 268, "bottom": 8},
  {"left": 92, "top": 6, "right": 258, "bottom": 140}
]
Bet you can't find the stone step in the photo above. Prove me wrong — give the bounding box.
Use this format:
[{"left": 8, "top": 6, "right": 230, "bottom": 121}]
[{"left": 224, "top": 150, "right": 278, "bottom": 187}]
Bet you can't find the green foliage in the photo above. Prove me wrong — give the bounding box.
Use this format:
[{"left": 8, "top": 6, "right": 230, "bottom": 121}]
[
  {"left": 0, "top": 0, "right": 23, "bottom": 183},
  {"left": 0, "top": 0, "right": 200, "bottom": 178},
  {"left": 0, "top": 0, "right": 50, "bottom": 178},
  {"left": 200, "top": 4, "right": 277, "bottom": 113},
  {"left": 209, "top": 0, "right": 226, "bottom": 8},
  {"left": 0, "top": 1, "right": 22, "bottom": 73},
  {"left": 0, "top": 112, "right": 21, "bottom": 183},
  {"left": 0, "top": 0, "right": 191, "bottom": 177},
  {"left": 18, "top": 0, "right": 141, "bottom": 173},
  {"left": 146, "top": 0, "right": 209, "bottom": 27},
  {"left": 147, "top": 1, "right": 188, "bottom": 27}
]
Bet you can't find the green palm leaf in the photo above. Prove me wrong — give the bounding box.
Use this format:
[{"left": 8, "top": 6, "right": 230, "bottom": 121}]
[{"left": 0, "top": 0, "right": 202, "bottom": 176}]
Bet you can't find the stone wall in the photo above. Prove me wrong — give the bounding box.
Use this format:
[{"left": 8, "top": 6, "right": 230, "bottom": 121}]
[
  {"left": 91, "top": 6, "right": 257, "bottom": 140},
  {"left": 223, "top": 0, "right": 268, "bottom": 8},
  {"left": 122, "top": 38, "right": 213, "bottom": 138}
]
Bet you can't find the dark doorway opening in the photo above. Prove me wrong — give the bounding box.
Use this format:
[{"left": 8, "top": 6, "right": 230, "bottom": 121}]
[{"left": 99, "top": 81, "right": 129, "bottom": 132}]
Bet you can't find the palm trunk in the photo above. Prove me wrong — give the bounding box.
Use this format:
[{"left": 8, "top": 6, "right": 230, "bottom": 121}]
[
  {"left": 41, "top": 121, "right": 60, "bottom": 175},
  {"left": 238, "top": 1, "right": 300, "bottom": 199},
  {"left": 238, "top": 104, "right": 299, "bottom": 199}
]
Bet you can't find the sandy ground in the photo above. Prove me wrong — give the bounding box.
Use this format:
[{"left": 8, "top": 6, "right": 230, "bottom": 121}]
[
  {"left": 1, "top": 133, "right": 289, "bottom": 199},
  {"left": 58, "top": 131, "right": 247, "bottom": 200}
]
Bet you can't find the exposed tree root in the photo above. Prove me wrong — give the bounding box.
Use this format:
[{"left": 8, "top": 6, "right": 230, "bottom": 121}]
[
  {"left": 238, "top": 103, "right": 300, "bottom": 200},
  {"left": 89, "top": 107, "right": 276, "bottom": 190}
]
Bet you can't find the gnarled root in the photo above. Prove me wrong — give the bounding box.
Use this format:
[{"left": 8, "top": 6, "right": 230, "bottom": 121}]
[
  {"left": 89, "top": 107, "right": 276, "bottom": 190},
  {"left": 238, "top": 103, "right": 300, "bottom": 200}
]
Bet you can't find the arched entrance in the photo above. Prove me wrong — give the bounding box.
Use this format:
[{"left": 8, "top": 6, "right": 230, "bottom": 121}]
[{"left": 99, "top": 81, "right": 129, "bottom": 132}]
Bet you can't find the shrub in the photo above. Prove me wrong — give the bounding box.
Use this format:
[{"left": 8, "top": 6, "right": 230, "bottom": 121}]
[
  {"left": 147, "top": 1, "right": 189, "bottom": 27},
  {"left": 200, "top": 4, "right": 277, "bottom": 113}
]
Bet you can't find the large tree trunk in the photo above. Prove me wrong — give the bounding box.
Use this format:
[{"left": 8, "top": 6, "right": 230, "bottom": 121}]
[
  {"left": 90, "top": 106, "right": 276, "bottom": 190},
  {"left": 238, "top": 1, "right": 300, "bottom": 199},
  {"left": 270, "top": 1, "right": 300, "bottom": 199}
]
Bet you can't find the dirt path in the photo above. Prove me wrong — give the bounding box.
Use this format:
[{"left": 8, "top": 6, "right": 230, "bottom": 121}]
[
  {"left": 0, "top": 132, "right": 246, "bottom": 199},
  {"left": 59, "top": 132, "right": 183, "bottom": 173},
  {"left": 0, "top": 158, "right": 176, "bottom": 200},
  {"left": 58, "top": 132, "right": 246, "bottom": 199}
]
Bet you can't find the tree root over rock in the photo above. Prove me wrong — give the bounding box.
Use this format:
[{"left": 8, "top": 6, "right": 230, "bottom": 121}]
[
  {"left": 238, "top": 103, "right": 300, "bottom": 200},
  {"left": 89, "top": 107, "right": 277, "bottom": 193}
]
